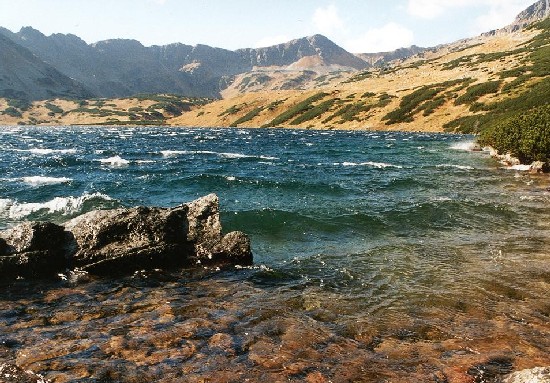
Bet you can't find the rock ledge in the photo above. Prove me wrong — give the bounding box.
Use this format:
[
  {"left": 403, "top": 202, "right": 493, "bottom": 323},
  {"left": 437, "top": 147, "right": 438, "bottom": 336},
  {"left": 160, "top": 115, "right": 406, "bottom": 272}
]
[{"left": 0, "top": 194, "right": 252, "bottom": 279}]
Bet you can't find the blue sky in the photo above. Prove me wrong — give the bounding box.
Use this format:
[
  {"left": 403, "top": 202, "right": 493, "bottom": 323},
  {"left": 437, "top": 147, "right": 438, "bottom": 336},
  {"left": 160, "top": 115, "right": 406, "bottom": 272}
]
[{"left": 0, "top": 0, "right": 536, "bottom": 52}]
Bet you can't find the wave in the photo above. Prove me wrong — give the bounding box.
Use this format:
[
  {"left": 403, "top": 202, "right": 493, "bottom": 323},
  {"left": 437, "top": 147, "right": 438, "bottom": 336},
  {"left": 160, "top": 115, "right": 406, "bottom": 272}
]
[
  {"left": 98, "top": 156, "right": 130, "bottom": 167},
  {"left": 449, "top": 141, "right": 478, "bottom": 151},
  {"left": 507, "top": 164, "right": 531, "bottom": 171},
  {"left": 336, "top": 161, "right": 403, "bottom": 169},
  {"left": 0, "top": 192, "right": 116, "bottom": 221},
  {"left": 17, "top": 148, "right": 78, "bottom": 155},
  {"left": 436, "top": 164, "right": 475, "bottom": 170},
  {"left": 160, "top": 150, "right": 216, "bottom": 157},
  {"left": 159, "top": 150, "right": 278, "bottom": 161},
  {"left": 20, "top": 176, "right": 73, "bottom": 186}
]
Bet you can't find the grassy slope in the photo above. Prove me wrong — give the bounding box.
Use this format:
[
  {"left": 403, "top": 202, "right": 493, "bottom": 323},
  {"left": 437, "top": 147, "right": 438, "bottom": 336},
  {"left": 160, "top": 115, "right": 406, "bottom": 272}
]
[{"left": 169, "top": 24, "right": 547, "bottom": 132}]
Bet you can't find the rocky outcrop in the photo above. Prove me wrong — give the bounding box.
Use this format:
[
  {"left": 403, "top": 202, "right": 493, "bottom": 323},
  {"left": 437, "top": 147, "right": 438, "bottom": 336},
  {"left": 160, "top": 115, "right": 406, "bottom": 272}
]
[
  {"left": 502, "top": 367, "right": 550, "bottom": 383},
  {"left": 483, "top": 0, "right": 549, "bottom": 36},
  {"left": 0, "top": 194, "right": 252, "bottom": 279}
]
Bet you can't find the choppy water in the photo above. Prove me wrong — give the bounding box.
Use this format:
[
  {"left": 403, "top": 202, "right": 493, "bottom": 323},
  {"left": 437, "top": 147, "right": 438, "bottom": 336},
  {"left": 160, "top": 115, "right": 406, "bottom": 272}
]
[{"left": 1, "top": 126, "right": 549, "bottom": 382}]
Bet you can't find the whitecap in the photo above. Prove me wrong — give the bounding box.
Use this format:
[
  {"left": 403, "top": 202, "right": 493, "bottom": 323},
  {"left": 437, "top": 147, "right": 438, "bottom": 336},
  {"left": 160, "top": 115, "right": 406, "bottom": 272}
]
[
  {"left": 0, "top": 192, "right": 114, "bottom": 220},
  {"left": 20, "top": 148, "right": 78, "bottom": 155},
  {"left": 508, "top": 164, "right": 531, "bottom": 171},
  {"left": 160, "top": 150, "right": 215, "bottom": 157},
  {"left": 225, "top": 176, "right": 237, "bottom": 181},
  {"left": 436, "top": 164, "right": 475, "bottom": 170},
  {"left": 339, "top": 161, "right": 402, "bottom": 169},
  {"left": 21, "top": 176, "right": 73, "bottom": 186},
  {"left": 450, "top": 141, "right": 478, "bottom": 151},
  {"left": 98, "top": 155, "right": 130, "bottom": 167}
]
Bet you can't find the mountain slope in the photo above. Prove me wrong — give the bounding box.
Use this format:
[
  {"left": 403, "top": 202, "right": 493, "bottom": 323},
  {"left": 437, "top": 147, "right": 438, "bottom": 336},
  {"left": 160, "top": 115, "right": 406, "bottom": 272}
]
[
  {"left": 169, "top": 7, "right": 550, "bottom": 132},
  {"left": 0, "top": 28, "right": 369, "bottom": 99},
  {"left": 0, "top": 33, "right": 92, "bottom": 100}
]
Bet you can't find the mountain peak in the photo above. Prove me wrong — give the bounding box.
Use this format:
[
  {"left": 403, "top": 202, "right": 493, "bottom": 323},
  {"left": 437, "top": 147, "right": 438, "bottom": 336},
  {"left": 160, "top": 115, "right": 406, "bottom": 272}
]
[{"left": 515, "top": 0, "right": 550, "bottom": 24}]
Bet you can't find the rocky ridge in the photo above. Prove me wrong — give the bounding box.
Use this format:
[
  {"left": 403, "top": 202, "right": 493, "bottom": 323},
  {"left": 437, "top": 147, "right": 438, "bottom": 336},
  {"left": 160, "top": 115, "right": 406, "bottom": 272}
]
[{"left": 0, "top": 194, "right": 252, "bottom": 280}]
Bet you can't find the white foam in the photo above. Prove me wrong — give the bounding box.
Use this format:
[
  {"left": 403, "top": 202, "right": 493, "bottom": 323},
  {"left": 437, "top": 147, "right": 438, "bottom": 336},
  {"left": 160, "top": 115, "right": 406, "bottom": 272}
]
[
  {"left": 98, "top": 155, "right": 130, "bottom": 167},
  {"left": 436, "top": 164, "right": 475, "bottom": 170},
  {"left": 508, "top": 164, "right": 531, "bottom": 171},
  {"left": 21, "top": 148, "right": 78, "bottom": 155},
  {"left": 160, "top": 150, "right": 215, "bottom": 157},
  {"left": 339, "top": 161, "right": 403, "bottom": 169},
  {"left": 21, "top": 176, "right": 72, "bottom": 186},
  {"left": 0, "top": 192, "right": 114, "bottom": 220},
  {"left": 450, "top": 141, "right": 477, "bottom": 151},
  {"left": 225, "top": 176, "right": 237, "bottom": 181}
]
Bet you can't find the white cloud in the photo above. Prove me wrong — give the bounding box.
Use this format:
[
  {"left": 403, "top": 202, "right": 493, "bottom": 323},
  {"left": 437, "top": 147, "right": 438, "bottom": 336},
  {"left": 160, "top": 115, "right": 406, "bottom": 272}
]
[
  {"left": 312, "top": 4, "right": 345, "bottom": 35},
  {"left": 345, "top": 22, "right": 414, "bottom": 53},
  {"left": 407, "top": 0, "right": 534, "bottom": 20},
  {"left": 254, "top": 34, "right": 291, "bottom": 48}
]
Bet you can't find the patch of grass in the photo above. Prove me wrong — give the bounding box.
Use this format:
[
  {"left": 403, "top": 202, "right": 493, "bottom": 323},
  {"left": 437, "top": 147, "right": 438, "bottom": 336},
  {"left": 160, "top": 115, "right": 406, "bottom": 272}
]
[
  {"left": 383, "top": 79, "right": 473, "bottom": 125},
  {"left": 263, "top": 93, "right": 328, "bottom": 127},
  {"left": 231, "top": 107, "right": 264, "bottom": 126},
  {"left": 2, "top": 107, "right": 22, "bottom": 118},
  {"left": 7, "top": 98, "right": 32, "bottom": 111},
  {"left": 290, "top": 98, "right": 336, "bottom": 125},
  {"left": 218, "top": 104, "right": 244, "bottom": 117},
  {"left": 44, "top": 102, "right": 63, "bottom": 114},
  {"left": 454, "top": 80, "right": 502, "bottom": 105}
]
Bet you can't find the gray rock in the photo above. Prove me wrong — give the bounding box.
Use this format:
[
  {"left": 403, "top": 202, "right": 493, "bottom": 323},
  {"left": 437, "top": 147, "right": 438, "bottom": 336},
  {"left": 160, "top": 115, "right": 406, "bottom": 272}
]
[
  {"left": 0, "top": 222, "right": 67, "bottom": 278},
  {"left": 502, "top": 367, "right": 550, "bottom": 383},
  {"left": 0, "top": 194, "right": 252, "bottom": 279}
]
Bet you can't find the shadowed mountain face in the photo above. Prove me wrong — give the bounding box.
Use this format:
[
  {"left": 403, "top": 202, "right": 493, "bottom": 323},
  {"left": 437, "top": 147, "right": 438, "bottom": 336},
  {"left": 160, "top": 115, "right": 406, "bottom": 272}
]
[
  {"left": 0, "top": 28, "right": 369, "bottom": 100},
  {"left": 0, "top": 32, "right": 93, "bottom": 100},
  {"left": 0, "top": 0, "right": 547, "bottom": 101}
]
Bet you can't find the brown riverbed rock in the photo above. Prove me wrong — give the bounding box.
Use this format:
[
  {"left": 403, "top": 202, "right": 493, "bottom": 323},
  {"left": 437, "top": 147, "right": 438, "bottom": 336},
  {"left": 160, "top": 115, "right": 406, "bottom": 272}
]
[
  {"left": 0, "top": 194, "right": 252, "bottom": 279},
  {"left": 0, "top": 363, "right": 51, "bottom": 383}
]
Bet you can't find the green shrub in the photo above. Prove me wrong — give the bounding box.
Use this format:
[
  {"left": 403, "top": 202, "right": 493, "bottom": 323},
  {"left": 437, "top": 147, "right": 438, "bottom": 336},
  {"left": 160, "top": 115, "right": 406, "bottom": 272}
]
[
  {"left": 231, "top": 107, "right": 264, "bottom": 126},
  {"left": 478, "top": 104, "right": 550, "bottom": 165},
  {"left": 454, "top": 80, "right": 502, "bottom": 105},
  {"left": 7, "top": 98, "right": 31, "bottom": 111},
  {"left": 2, "top": 107, "right": 22, "bottom": 117},
  {"left": 290, "top": 99, "right": 336, "bottom": 125},
  {"left": 263, "top": 93, "right": 327, "bottom": 127},
  {"left": 44, "top": 102, "right": 63, "bottom": 114}
]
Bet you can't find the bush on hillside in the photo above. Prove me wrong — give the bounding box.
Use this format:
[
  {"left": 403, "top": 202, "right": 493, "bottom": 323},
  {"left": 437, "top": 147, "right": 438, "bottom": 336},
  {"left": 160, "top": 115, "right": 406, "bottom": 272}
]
[{"left": 478, "top": 104, "right": 550, "bottom": 166}]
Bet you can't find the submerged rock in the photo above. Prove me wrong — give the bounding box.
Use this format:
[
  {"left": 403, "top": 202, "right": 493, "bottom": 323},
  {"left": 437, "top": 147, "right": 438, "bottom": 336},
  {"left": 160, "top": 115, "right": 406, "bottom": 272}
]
[{"left": 0, "top": 194, "right": 252, "bottom": 279}]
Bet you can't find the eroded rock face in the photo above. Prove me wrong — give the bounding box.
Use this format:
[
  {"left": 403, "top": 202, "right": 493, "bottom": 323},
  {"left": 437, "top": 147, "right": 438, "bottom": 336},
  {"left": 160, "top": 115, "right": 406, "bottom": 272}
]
[{"left": 0, "top": 194, "right": 252, "bottom": 279}]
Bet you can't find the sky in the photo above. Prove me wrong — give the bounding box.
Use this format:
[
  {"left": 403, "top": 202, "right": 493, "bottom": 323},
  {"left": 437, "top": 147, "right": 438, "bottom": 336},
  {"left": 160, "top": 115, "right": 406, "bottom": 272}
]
[{"left": 0, "top": 0, "right": 537, "bottom": 53}]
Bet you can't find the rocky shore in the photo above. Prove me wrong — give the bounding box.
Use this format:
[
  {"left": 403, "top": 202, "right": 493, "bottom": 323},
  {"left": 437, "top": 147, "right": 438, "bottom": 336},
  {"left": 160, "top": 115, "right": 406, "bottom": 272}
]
[{"left": 0, "top": 194, "right": 252, "bottom": 280}]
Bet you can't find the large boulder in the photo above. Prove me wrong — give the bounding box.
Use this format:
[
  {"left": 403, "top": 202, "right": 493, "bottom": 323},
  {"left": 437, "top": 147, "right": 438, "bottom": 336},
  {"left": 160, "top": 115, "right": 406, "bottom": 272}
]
[
  {"left": 0, "top": 222, "right": 67, "bottom": 278},
  {"left": 0, "top": 194, "right": 252, "bottom": 279}
]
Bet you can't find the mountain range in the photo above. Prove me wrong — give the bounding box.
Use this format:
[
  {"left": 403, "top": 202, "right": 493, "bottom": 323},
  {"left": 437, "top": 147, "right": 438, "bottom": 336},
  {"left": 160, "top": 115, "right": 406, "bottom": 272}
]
[
  {"left": 0, "top": 26, "right": 375, "bottom": 100},
  {"left": 0, "top": 0, "right": 548, "bottom": 133},
  {"left": 2, "top": 1, "right": 547, "bottom": 102}
]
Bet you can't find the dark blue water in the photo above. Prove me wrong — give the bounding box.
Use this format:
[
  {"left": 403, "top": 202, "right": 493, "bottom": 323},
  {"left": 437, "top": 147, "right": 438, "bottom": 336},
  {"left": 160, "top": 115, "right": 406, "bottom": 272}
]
[{"left": 1, "top": 126, "right": 550, "bottom": 381}]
